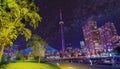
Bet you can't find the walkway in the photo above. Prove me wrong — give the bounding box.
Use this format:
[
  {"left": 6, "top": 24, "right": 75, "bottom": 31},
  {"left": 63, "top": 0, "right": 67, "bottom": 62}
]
[{"left": 58, "top": 62, "right": 112, "bottom": 69}]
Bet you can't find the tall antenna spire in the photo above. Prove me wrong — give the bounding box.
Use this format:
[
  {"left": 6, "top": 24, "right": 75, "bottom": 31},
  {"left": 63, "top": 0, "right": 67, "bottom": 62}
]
[{"left": 60, "top": 8, "right": 63, "bottom": 21}]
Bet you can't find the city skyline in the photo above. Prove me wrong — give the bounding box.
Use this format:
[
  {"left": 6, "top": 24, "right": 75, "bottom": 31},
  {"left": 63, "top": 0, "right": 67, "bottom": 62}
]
[
  {"left": 1, "top": 1, "right": 120, "bottom": 69},
  {"left": 82, "top": 20, "right": 120, "bottom": 55},
  {"left": 14, "top": 0, "right": 120, "bottom": 50}
]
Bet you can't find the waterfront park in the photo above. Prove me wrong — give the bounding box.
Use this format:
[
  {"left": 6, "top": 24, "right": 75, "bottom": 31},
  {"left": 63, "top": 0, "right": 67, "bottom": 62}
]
[
  {"left": 0, "top": 0, "right": 75, "bottom": 69},
  {"left": 0, "top": 0, "right": 61, "bottom": 69},
  {"left": 1, "top": 0, "right": 120, "bottom": 69}
]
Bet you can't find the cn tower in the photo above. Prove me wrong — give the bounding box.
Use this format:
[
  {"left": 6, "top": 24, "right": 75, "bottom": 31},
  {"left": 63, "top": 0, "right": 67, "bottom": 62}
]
[{"left": 59, "top": 9, "right": 65, "bottom": 52}]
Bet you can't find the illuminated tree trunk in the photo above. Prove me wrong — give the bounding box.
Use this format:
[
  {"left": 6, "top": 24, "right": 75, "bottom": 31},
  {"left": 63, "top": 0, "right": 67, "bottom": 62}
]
[
  {"left": 38, "top": 57, "right": 40, "bottom": 63},
  {"left": 27, "top": 52, "right": 30, "bottom": 60},
  {"left": 0, "top": 45, "right": 5, "bottom": 60}
]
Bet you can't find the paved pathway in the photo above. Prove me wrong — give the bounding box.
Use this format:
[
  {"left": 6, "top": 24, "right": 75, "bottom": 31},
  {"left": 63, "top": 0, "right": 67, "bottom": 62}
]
[{"left": 58, "top": 62, "right": 113, "bottom": 69}]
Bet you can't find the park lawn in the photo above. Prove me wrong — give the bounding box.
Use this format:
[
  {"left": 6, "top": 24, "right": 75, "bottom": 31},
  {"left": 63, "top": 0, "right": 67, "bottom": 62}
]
[{"left": 0, "top": 61, "right": 60, "bottom": 69}]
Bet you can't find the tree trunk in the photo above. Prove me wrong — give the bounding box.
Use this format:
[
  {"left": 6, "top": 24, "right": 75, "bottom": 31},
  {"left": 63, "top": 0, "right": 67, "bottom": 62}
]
[
  {"left": 0, "top": 45, "right": 5, "bottom": 61},
  {"left": 38, "top": 57, "right": 40, "bottom": 63},
  {"left": 27, "top": 52, "right": 30, "bottom": 60}
]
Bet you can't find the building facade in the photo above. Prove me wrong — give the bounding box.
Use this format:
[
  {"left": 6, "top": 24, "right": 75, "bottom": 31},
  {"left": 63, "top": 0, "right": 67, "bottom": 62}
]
[
  {"left": 98, "top": 22, "right": 118, "bottom": 51},
  {"left": 82, "top": 21, "right": 101, "bottom": 55},
  {"left": 82, "top": 21, "right": 118, "bottom": 55}
]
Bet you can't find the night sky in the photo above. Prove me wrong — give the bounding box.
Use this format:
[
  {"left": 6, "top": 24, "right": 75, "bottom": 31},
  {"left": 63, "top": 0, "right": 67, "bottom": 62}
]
[{"left": 14, "top": 0, "right": 120, "bottom": 50}]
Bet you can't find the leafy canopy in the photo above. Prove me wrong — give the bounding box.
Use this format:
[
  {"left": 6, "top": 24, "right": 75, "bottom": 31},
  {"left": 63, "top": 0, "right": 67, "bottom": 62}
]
[
  {"left": 0, "top": 0, "right": 41, "bottom": 46},
  {"left": 27, "top": 34, "right": 47, "bottom": 57}
]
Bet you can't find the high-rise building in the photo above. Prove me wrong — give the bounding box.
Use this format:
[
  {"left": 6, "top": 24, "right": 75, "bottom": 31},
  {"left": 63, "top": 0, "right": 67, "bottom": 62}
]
[
  {"left": 98, "top": 22, "right": 118, "bottom": 51},
  {"left": 83, "top": 21, "right": 119, "bottom": 55},
  {"left": 82, "top": 21, "right": 101, "bottom": 55}
]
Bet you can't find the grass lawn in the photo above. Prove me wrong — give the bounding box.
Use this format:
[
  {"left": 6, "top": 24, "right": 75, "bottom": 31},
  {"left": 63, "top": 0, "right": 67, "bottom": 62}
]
[{"left": 0, "top": 61, "right": 60, "bottom": 69}]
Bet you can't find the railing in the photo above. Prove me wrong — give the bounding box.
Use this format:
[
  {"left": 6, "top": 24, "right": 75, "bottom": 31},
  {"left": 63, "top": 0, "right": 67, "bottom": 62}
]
[{"left": 46, "top": 56, "right": 120, "bottom": 65}]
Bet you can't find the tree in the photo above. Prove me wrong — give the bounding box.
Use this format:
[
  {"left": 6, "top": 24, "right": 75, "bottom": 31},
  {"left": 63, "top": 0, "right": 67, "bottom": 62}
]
[
  {"left": 27, "top": 34, "right": 47, "bottom": 63},
  {"left": 0, "top": 0, "right": 41, "bottom": 60},
  {"left": 113, "top": 46, "right": 120, "bottom": 55},
  {"left": 15, "top": 51, "right": 24, "bottom": 60}
]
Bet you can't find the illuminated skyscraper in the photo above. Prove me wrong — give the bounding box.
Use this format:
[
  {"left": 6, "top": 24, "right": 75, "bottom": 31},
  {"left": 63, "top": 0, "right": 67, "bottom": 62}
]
[
  {"left": 83, "top": 21, "right": 119, "bottom": 55},
  {"left": 82, "top": 20, "right": 101, "bottom": 55},
  {"left": 98, "top": 22, "right": 118, "bottom": 51}
]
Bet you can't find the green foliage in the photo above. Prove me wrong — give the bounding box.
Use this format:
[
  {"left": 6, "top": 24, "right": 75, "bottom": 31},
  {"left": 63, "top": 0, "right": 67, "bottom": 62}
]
[
  {"left": 32, "top": 45, "right": 46, "bottom": 57},
  {"left": 15, "top": 51, "right": 24, "bottom": 60},
  {"left": 27, "top": 34, "right": 47, "bottom": 58},
  {"left": 27, "top": 34, "right": 47, "bottom": 46},
  {"left": 113, "top": 46, "right": 120, "bottom": 55},
  {"left": 0, "top": 0, "right": 41, "bottom": 60},
  {"left": 0, "top": 0, "right": 41, "bottom": 46}
]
